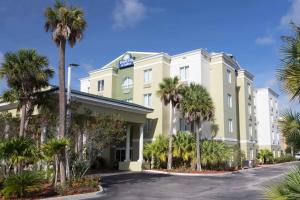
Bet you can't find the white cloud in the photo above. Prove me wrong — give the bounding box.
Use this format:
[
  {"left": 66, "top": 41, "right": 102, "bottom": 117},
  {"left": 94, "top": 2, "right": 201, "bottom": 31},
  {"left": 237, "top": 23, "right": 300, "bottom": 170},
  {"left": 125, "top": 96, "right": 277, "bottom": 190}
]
[
  {"left": 280, "top": 0, "right": 300, "bottom": 27},
  {"left": 112, "top": 0, "right": 147, "bottom": 29},
  {"left": 255, "top": 36, "right": 275, "bottom": 45}
]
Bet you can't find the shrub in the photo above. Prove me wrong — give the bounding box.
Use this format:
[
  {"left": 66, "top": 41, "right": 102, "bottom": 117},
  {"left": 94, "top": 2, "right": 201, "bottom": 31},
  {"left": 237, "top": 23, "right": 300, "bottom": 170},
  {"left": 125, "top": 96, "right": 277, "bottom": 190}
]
[
  {"left": 144, "top": 135, "right": 168, "bottom": 169},
  {"left": 257, "top": 149, "right": 273, "bottom": 164},
  {"left": 273, "top": 155, "right": 295, "bottom": 163},
  {"left": 264, "top": 166, "right": 300, "bottom": 199},
  {"left": 172, "top": 132, "right": 195, "bottom": 168},
  {"left": 1, "top": 170, "right": 44, "bottom": 198},
  {"left": 201, "top": 140, "right": 232, "bottom": 170},
  {"left": 71, "top": 159, "right": 89, "bottom": 179}
]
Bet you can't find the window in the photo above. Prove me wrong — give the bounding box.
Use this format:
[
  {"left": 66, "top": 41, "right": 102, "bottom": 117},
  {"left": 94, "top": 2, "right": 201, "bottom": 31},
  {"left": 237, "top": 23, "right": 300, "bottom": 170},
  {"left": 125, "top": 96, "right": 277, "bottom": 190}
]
[
  {"left": 248, "top": 104, "right": 252, "bottom": 115},
  {"left": 144, "top": 69, "right": 152, "bottom": 83},
  {"left": 250, "top": 148, "right": 254, "bottom": 160},
  {"left": 179, "top": 118, "right": 191, "bottom": 131},
  {"left": 227, "top": 94, "right": 232, "bottom": 108},
  {"left": 179, "top": 66, "right": 189, "bottom": 80},
  {"left": 144, "top": 93, "right": 152, "bottom": 107},
  {"left": 228, "top": 119, "right": 233, "bottom": 133},
  {"left": 98, "top": 80, "right": 104, "bottom": 92},
  {"left": 248, "top": 83, "right": 251, "bottom": 95},
  {"left": 122, "top": 77, "right": 133, "bottom": 89},
  {"left": 249, "top": 125, "right": 253, "bottom": 138},
  {"left": 227, "top": 69, "right": 231, "bottom": 83}
]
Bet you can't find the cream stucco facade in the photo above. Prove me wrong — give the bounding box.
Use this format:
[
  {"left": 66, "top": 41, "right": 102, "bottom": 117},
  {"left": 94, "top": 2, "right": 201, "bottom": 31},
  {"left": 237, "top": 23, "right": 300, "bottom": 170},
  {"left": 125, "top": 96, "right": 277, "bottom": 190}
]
[{"left": 79, "top": 49, "right": 268, "bottom": 160}]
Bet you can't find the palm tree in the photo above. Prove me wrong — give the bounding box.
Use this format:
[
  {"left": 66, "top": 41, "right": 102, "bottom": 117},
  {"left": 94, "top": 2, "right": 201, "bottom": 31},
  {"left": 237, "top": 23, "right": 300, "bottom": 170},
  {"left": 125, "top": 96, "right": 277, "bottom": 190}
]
[
  {"left": 257, "top": 149, "right": 273, "bottom": 164},
  {"left": 0, "top": 137, "right": 40, "bottom": 174},
  {"left": 157, "top": 76, "right": 181, "bottom": 170},
  {"left": 264, "top": 166, "right": 300, "bottom": 199},
  {"left": 180, "top": 83, "right": 215, "bottom": 171},
  {"left": 0, "top": 49, "right": 53, "bottom": 136},
  {"left": 44, "top": 0, "right": 86, "bottom": 184},
  {"left": 277, "top": 23, "right": 300, "bottom": 100},
  {"left": 143, "top": 135, "right": 169, "bottom": 169},
  {"left": 42, "top": 137, "right": 69, "bottom": 187},
  {"left": 278, "top": 109, "right": 300, "bottom": 152}
]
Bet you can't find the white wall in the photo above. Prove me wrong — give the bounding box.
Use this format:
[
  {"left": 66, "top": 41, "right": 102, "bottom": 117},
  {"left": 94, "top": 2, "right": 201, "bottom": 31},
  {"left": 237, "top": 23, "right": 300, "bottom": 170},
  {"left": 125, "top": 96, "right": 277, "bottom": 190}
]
[
  {"left": 80, "top": 78, "right": 90, "bottom": 93},
  {"left": 255, "top": 88, "right": 280, "bottom": 146},
  {"left": 170, "top": 50, "right": 210, "bottom": 88},
  {"left": 170, "top": 50, "right": 211, "bottom": 135}
]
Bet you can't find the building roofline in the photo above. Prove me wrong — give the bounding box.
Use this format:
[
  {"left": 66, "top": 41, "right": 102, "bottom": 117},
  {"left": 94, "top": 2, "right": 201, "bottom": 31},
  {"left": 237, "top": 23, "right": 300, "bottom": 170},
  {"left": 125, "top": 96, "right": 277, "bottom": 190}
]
[
  {"left": 256, "top": 87, "right": 279, "bottom": 97},
  {"left": 238, "top": 69, "right": 254, "bottom": 80},
  {"left": 88, "top": 51, "right": 159, "bottom": 74},
  {"left": 48, "top": 86, "right": 153, "bottom": 113}
]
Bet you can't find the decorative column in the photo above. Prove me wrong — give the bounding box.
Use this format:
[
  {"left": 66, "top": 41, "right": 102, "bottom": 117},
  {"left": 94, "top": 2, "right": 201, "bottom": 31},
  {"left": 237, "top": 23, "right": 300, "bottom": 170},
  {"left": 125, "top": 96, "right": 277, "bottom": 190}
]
[
  {"left": 138, "top": 124, "right": 144, "bottom": 162},
  {"left": 125, "top": 124, "right": 131, "bottom": 161}
]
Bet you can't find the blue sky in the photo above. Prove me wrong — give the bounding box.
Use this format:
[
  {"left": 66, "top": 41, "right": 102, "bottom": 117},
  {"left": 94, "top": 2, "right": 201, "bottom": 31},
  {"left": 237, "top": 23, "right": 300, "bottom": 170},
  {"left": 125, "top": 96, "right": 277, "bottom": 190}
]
[{"left": 0, "top": 0, "right": 299, "bottom": 110}]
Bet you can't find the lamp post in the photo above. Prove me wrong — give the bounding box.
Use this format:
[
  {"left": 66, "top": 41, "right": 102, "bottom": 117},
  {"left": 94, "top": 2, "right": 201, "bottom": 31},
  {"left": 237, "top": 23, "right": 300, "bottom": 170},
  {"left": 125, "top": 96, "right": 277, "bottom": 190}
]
[
  {"left": 66, "top": 63, "right": 79, "bottom": 181},
  {"left": 67, "top": 63, "right": 80, "bottom": 105}
]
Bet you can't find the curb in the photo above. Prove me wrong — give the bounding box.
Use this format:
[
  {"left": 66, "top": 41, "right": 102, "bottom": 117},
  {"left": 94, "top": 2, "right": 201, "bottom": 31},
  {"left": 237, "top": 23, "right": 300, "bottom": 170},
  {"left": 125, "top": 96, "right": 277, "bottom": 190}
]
[
  {"left": 142, "top": 161, "right": 300, "bottom": 177},
  {"left": 143, "top": 169, "right": 233, "bottom": 176},
  {"left": 41, "top": 191, "right": 105, "bottom": 200}
]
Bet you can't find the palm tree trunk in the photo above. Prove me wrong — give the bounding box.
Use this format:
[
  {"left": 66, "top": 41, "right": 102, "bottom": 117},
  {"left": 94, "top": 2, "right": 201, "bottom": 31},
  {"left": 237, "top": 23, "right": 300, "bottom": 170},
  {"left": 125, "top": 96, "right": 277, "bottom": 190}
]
[
  {"left": 58, "top": 40, "right": 67, "bottom": 185},
  {"left": 195, "top": 121, "right": 202, "bottom": 171},
  {"left": 19, "top": 104, "right": 26, "bottom": 137},
  {"left": 167, "top": 106, "right": 174, "bottom": 170}
]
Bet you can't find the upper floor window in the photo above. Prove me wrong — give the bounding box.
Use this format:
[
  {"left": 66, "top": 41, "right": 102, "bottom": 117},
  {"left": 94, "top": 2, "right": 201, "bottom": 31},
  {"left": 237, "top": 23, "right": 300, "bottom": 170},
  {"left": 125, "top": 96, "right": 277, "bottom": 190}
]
[
  {"left": 249, "top": 125, "right": 253, "bottom": 138},
  {"left": 98, "top": 80, "right": 104, "bottom": 92},
  {"left": 179, "top": 118, "right": 191, "bottom": 131},
  {"left": 248, "top": 83, "right": 251, "bottom": 95},
  {"left": 227, "top": 94, "right": 232, "bottom": 108},
  {"left": 248, "top": 104, "right": 252, "bottom": 115},
  {"left": 144, "top": 93, "right": 152, "bottom": 107},
  {"left": 227, "top": 69, "right": 231, "bottom": 83},
  {"left": 144, "top": 69, "right": 152, "bottom": 83},
  {"left": 228, "top": 119, "right": 233, "bottom": 133},
  {"left": 122, "top": 77, "right": 133, "bottom": 89},
  {"left": 179, "top": 66, "right": 189, "bottom": 80}
]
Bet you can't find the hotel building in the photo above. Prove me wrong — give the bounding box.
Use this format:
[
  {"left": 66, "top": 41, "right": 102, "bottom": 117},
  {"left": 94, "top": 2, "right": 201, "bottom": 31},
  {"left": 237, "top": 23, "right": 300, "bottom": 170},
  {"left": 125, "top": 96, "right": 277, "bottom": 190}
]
[
  {"left": 80, "top": 49, "right": 257, "bottom": 162},
  {"left": 255, "top": 88, "right": 281, "bottom": 157}
]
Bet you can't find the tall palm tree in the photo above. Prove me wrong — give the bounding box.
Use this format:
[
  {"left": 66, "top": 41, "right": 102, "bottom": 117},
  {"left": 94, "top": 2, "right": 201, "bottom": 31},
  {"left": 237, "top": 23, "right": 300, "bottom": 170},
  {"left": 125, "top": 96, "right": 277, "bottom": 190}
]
[
  {"left": 157, "top": 76, "right": 182, "bottom": 170},
  {"left": 277, "top": 23, "right": 300, "bottom": 100},
  {"left": 0, "top": 49, "right": 53, "bottom": 137},
  {"left": 44, "top": 0, "right": 86, "bottom": 184},
  {"left": 180, "top": 83, "right": 214, "bottom": 171}
]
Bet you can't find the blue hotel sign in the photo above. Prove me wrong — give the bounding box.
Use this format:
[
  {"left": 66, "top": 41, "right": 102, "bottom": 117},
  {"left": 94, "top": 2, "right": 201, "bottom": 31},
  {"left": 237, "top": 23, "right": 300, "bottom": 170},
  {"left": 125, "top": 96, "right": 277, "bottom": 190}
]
[{"left": 119, "top": 54, "right": 134, "bottom": 68}]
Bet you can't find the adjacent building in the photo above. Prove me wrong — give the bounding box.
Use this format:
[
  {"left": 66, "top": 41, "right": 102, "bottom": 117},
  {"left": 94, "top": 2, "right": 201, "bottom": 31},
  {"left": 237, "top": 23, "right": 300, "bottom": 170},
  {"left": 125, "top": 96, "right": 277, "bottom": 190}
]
[
  {"left": 80, "top": 49, "right": 258, "bottom": 160},
  {"left": 254, "top": 88, "right": 281, "bottom": 157}
]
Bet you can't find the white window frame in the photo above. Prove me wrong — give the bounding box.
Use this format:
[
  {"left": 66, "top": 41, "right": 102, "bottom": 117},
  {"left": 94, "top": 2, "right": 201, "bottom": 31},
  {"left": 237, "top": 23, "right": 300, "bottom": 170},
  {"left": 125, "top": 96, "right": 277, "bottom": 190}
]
[
  {"left": 179, "top": 66, "right": 189, "bottom": 80},
  {"left": 249, "top": 125, "right": 253, "bottom": 138},
  {"left": 248, "top": 104, "right": 252, "bottom": 115},
  {"left": 122, "top": 77, "right": 133, "bottom": 89},
  {"left": 144, "top": 69, "right": 152, "bottom": 83},
  {"left": 143, "top": 93, "right": 152, "bottom": 108},
  {"left": 227, "top": 94, "right": 232, "bottom": 108},
  {"left": 227, "top": 69, "right": 231, "bottom": 83},
  {"left": 248, "top": 83, "right": 251, "bottom": 95},
  {"left": 228, "top": 119, "right": 233, "bottom": 133},
  {"left": 98, "top": 80, "right": 104, "bottom": 92}
]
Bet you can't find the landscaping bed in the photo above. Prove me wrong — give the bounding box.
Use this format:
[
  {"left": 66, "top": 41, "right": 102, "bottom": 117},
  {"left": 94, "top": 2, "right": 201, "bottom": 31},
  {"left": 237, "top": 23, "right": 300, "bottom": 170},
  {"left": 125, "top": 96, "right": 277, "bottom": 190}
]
[{"left": 0, "top": 177, "right": 99, "bottom": 200}]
